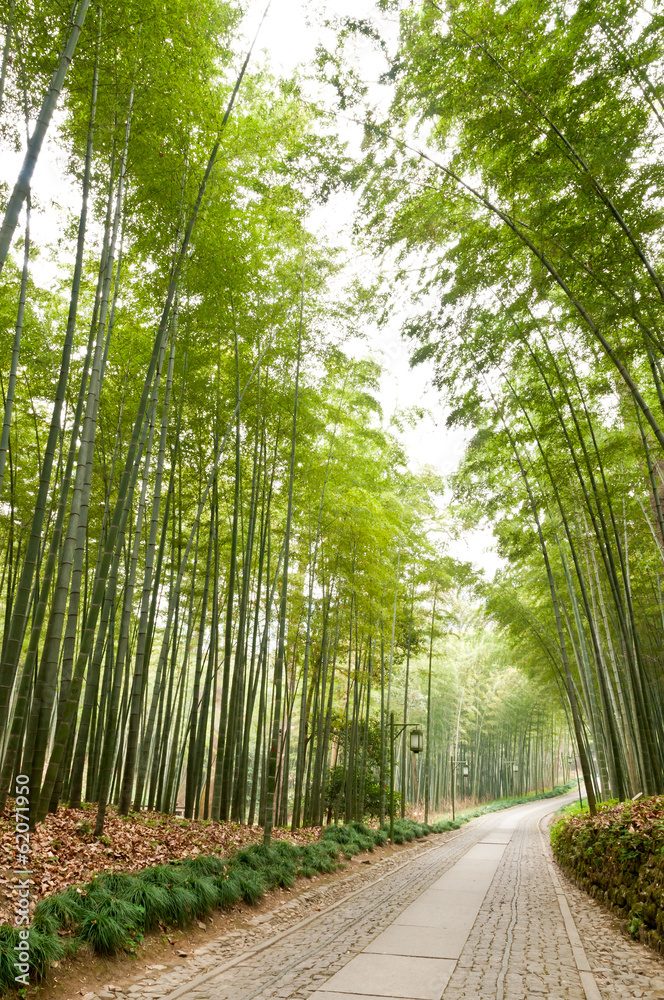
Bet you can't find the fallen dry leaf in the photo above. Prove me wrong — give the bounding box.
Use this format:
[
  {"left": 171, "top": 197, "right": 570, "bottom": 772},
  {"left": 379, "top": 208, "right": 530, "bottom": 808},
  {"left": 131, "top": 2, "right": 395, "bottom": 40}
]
[{"left": 0, "top": 801, "right": 322, "bottom": 924}]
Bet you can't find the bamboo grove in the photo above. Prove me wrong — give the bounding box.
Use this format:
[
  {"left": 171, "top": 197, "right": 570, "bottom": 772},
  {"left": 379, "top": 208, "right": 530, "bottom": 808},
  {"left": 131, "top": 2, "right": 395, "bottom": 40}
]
[
  {"left": 336, "top": 0, "right": 664, "bottom": 811},
  {"left": 0, "top": 0, "right": 576, "bottom": 839}
]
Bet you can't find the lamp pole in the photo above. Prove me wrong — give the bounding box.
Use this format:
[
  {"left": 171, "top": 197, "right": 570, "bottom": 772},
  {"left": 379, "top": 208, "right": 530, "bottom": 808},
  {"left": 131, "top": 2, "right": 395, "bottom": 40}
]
[
  {"left": 450, "top": 750, "right": 470, "bottom": 822},
  {"left": 503, "top": 759, "right": 519, "bottom": 797},
  {"left": 390, "top": 712, "right": 395, "bottom": 843},
  {"left": 389, "top": 711, "right": 423, "bottom": 843},
  {"left": 424, "top": 586, "right": 436, "bottom": 824},
  {"left": 568, "top": 754, "right": 582, "bottom": 807}
]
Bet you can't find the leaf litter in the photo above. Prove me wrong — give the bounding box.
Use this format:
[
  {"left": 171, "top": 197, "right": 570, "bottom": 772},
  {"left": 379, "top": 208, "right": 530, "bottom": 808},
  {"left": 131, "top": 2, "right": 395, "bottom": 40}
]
[{"left": 0, "top": 801, "right": 321, "bottom": 923}]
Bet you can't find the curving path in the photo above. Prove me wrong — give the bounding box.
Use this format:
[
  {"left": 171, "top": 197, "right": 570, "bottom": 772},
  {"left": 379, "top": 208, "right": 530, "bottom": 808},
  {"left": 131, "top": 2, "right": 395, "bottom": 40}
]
[{"left": 90, "top": 794, "right": 664, "bottom": 1000}]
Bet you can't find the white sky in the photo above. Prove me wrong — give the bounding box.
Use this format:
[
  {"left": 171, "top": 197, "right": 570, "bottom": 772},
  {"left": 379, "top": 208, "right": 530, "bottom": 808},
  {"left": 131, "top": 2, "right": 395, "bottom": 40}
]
[{"left": 0, "top": 0, "right": 503, "bottom": 578}]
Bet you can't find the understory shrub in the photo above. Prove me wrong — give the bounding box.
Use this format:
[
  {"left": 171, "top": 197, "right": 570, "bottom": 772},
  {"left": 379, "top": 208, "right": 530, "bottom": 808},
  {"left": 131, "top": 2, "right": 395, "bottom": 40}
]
[{"left": 551, "top": 795, "right": 664, "bottom": 953}]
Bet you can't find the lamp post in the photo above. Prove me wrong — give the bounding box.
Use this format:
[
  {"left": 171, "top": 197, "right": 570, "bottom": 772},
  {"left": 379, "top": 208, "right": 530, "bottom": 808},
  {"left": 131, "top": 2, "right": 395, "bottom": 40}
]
[
  {"left": 502, "top": 759, "right": 519, "bottom": 798},
  {"left": 389, "top": 711, "right": 423, "bottom": 843},
  {"left": 568, "top": 753, "right": 583, "bottom": 806},
  {"left": 450, "top": 749, "right": 471, "bottom": 822}
]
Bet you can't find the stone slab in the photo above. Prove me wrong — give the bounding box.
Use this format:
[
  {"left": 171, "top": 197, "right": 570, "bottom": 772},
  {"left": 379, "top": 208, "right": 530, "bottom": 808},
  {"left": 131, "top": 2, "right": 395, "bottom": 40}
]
[
  {"left": 364, "top": 922, "right": 466, "bottom": 960},
  {"left": 462, "top": 842, "right": 506, "bottom": 860},
  {"left": 427, "top": 845, "right": 498, "bottom": 892},
  {"left": 320, "top": 953, "right": 456, "bottom": 999},
  {"left": 310, "top": 994, "right": 414, "bottom": 1000},
  {"left": 478, "top": 832, "right": 512, "bottom": 844},
  {"left": 425, "top": 862, "right": 498, "bottom": 893},
  {"left": 392, "top": 897, "right": 480, "bottom": 937}
]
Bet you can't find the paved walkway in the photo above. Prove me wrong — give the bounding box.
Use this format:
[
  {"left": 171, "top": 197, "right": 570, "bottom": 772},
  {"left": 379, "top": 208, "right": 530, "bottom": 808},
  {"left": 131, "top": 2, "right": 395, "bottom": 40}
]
[
  {"left": 307, "top": 799, "right": 587, "bottom": 1000},
  {"left": 87, "top": 795, "right": 664, "bottom": 1000}
]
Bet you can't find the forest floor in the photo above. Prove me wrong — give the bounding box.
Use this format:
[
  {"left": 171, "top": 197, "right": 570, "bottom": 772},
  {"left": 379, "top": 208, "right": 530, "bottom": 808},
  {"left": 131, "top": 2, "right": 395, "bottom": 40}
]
[
  {"left": 26, "top": 831, "right": 426, "bottom": 999},
  {"left": 0, "top": 803, "right": 321, "bottom": 924}
]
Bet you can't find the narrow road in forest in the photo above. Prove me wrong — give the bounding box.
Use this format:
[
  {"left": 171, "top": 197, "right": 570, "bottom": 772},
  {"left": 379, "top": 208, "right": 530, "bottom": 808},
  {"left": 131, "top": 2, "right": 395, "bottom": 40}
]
[{"left": 100, "top": 794, "right": 664, "bottom": 1000}]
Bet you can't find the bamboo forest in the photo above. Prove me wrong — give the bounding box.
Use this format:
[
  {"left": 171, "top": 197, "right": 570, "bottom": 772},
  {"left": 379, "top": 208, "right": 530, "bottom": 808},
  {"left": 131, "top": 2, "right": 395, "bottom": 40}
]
[{"left": 4, "top": 0, "right": 664, "bottom": 940}]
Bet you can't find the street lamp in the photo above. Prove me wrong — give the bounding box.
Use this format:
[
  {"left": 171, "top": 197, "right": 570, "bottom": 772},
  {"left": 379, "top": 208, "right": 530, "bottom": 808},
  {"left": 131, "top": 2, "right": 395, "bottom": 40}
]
[
  {"left": 389, "top": 712, "right": 423, "bottom": 843},
  {"left": 410, "top": 728, "right": 424, "bottom": 754}
]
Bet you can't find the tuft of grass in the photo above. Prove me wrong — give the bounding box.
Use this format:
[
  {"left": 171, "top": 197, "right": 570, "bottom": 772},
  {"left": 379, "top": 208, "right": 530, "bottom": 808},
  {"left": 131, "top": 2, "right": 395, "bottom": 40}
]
[
  {"left": 25, "top": 927, "right": 66, "bottom": 971},
  {"left": 234, "top": 846, "right": 267, "bottom": 872},
  {"left": 379, "top": 818, "right": 433, "bottom": 843},
  {"left": 0, "top": 927, "right": 20, "bottom": 996},
  {"left": 32, "top": 888, "right": 86, "bottom": 930},
  {"left": 122, "top": 878, "right": 172, "bottom": 931},
  {"left": 298, "top": 843, "right": 337, "bottom": 876},
  {"left": 184, "top": 855, "right": 226, "bottom": 878},
  {"left": 214, "top": 871, "right": 242, "bottom": 908},
  {"left": 78, "top": 909, "right": 132, "bottom": 956},
  {"left": 29, "top": 906, "right": 58, "bottom": 939},
  {"left": 266, "top": 860, "right": 297, "bottom": 889},
  {"left": 0, "top": 925, "right": 66, "bottom": 995},
  {"left": 164, "top": 882, "right": 200, "bottom": 925},
  {"left": 274, "top": 840, "right": 300, "bottom": 861},
  {"left": 232, "top": 867, "right": 266, "bottom": 905},
  {"left": 136, "top": 863, "right": 179, "bottom": 888},
  {"left": 77, "top": 889, "right": 144, "bottom": 955},
  {"left": 180, "top": 873, "right": 218, "bottom": 917},
  {"left": 322, "top": 823, "right": 366, "bottom": 856},
  {"left": 429, "top": 819, "right": 460, "bottom": 832}
]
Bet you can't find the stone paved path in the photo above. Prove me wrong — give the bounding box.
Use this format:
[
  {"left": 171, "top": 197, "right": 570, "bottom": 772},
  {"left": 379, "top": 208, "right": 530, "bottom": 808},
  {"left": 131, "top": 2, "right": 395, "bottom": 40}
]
[{"left": 84, "top": 795, "right": 664, "bottom": 1000}]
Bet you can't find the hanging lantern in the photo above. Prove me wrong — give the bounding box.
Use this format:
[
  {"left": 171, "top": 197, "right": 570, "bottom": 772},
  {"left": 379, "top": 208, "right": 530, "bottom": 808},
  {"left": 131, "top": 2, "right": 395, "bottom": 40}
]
[
  {"left": 463, "top": 765, "right": 469, "bottom": 777},
  {"left": 410, "top": 728, "right": 424, "bottom": 753},
  {"left": 512, "top": 763, "right": 519, "bottom": 772}
]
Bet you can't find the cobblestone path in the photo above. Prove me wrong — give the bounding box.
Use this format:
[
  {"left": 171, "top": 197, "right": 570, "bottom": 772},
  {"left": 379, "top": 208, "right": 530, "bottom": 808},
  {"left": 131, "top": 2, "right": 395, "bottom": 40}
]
[{"left": 83, "top": 796, "right": 664, "bottom": 1000}]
